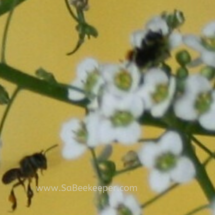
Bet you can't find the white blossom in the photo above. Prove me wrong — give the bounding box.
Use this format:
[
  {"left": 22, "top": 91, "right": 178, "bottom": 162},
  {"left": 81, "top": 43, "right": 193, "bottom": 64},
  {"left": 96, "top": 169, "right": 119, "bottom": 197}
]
[
  {"left": 68, "top": 58, "right": 104, "bottom": 109},
  {"left": 138, "top": 68, "right": 176, "bottom": 117},
  {"left": 99, "top": 93, "right": 144, "bottom": 145},
  {"left": 183, "top": 21, "right": 215, "bottom": 67},
  {"left": 99, "top": 186, "right": 142, "bottom": 215},
  {"left": 60, "top": 112, "right": 100, "bottom": 159},
  {"left": 174, "top": 74, "right": 215, "bottom": 130},
  {"left": 138, "top": 131, "right": 196, "bottom": 193},
  {"left": 101, "top": 62, "right": 141, "bottom": 97}
]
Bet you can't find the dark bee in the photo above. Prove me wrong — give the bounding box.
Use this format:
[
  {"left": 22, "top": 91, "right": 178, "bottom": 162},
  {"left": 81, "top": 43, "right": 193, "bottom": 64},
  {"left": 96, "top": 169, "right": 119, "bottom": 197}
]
[
  {"left": 127, "top": 30, "right": 170, "bottom": 68},
  {"left": 2, "top": 144, "right": 58, "bottom": 211}
]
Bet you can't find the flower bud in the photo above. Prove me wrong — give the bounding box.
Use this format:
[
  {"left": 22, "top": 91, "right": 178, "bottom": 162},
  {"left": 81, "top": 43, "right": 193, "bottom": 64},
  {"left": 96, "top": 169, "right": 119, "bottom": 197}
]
[
  {"left": 176, "top": 50, "right": 191, "bottom": 66},
  {"left": 70, "top": 0, "right": 89, "bottom": 10},
  {"left": 176, "top": 67, "right": 189, "bottom": 79},
  {"left": 200, "top": 66, "right": 215, "bottom": 80},
  {"left": 99, "top": 160, "right": 116, "bottom": 185},
  {"left": 122, "top": 151, "right": 140, "bottom": 168}
]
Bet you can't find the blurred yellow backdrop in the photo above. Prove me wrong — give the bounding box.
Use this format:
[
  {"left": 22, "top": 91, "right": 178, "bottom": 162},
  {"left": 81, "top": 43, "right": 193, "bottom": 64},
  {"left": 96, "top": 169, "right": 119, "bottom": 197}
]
[{"left": 0, "top": 0, "right": 215, "bottom": 214}]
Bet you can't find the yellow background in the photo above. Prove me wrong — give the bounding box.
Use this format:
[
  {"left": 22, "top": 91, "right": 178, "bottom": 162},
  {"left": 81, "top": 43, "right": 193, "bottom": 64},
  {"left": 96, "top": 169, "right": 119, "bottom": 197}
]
[{"left": 0, "top": 0, "right": 215, "bottom": 214}]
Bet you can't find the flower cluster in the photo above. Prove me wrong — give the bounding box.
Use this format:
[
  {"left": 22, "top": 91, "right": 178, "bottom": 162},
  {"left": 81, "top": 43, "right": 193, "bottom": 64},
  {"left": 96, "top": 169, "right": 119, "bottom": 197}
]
[{"left": 59, "top": 10, "right": 215, "bottom": 215}]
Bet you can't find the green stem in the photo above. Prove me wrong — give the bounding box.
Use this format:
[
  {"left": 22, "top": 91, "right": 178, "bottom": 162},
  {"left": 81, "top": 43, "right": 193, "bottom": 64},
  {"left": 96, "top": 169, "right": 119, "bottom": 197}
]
[
  {"left": 185, "top": 134, "right": 215, "bottom": 202},
  {"left": 203, "top": 151, "right": 215, "bottom": 166},
  {"left": 184, "top": 204, "right": 209, "bottom": 215},
  {"left": 114, "top": 164, "right": 142, "bottom": 176},
  {"left": 64, "top": 0, "right": 79, "bottom": 22},
  {"left": 0, "top": 86, "right": 20, "bottom": 135},
  {"left": 191, "top": 136, "right": 215, "bottom": 159},
  {"left": 90, "top": 148, "right": 103, "bottom": 183},
  {"left": 0, "top": 63, "right": 89, "bottom": 107},
  {"left": 141, "top": 184, "right": 179, "bottom": 208},
  {"left": 1, "top": 0, "right": 18, "bottom": 64}
]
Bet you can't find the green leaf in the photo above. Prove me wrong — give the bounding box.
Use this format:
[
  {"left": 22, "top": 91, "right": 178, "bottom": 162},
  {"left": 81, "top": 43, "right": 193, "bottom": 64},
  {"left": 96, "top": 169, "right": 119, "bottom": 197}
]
[
  {"left": 35, "top": 68, "right": 57, "bottom": 84},
  {"left": 0, "top": 0, "right": 28, "bottom": 16},
  {"left": 0, "top": 84, "right": 9, "bottom": 104}
]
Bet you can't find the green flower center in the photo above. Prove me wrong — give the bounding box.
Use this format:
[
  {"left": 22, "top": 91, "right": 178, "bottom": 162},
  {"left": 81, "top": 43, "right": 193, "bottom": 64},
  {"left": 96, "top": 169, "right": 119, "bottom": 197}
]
[
  {"left": 117, "top": 204, "right": 132, "bottom": 215},
  {"left": 195, "top": 92, "right": 212, "bottom": 114},
  {"left": 74, "top": 123, "right": 88, "bottom": 144},
  {"left": 114, "top": 70, "right": 132, "bottom": 91},
  {"left": 84, "top": 70, "right": 99, "bottom": 94},
  {"left": 111, "top": 111, "right": 134, "bottom": 127},
  {"left": 152, "top": 84, "right": 169, "bottom": 103},
  {"left": 156, "top": 153, "right": 177, "bottom": 171},
  {"left": 201, "top": 37, "right": 215, "bottom": 51}
]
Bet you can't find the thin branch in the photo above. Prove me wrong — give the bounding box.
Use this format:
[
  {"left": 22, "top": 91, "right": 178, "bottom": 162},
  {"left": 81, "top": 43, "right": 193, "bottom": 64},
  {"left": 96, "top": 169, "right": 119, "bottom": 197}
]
[
  {"left": 1, "top": 0, "right": 18, "bottom": 63},
  {"left": 184, "top": 204, "right": 209, "bottom": 215},
  {"left": 191, "top": 136, "right": 215, "bottom": 160},
  {"left": 141, "top": 184, "right": 179, "bottom": 208},
  {"left": 0, "top": 86, "right": 20, "bottom": 135},
  {"left": 64, "top": 0, "right": 79, "bottom": 22}
]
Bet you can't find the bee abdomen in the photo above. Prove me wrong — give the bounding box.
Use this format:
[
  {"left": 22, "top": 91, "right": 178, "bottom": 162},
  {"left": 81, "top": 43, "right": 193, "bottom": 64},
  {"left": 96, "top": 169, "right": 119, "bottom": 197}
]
[{"left": 2, "top": 168, "right": 21, "bottom": 184}]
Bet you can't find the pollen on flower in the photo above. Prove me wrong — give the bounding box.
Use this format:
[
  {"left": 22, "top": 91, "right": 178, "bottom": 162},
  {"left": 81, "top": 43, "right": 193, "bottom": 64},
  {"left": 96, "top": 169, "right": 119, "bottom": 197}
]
[
  {"left": 73, "top": 123, "right": 88, "bottom": 144},
  {"left": 156, "top": 153, "right": 177, "bottom": 171},
  {"left": 84, "top": 70, "right": 99, "bottom": 94},
  {"left": 114, "top": 70, "right": 133, "bottom": 91},
  {"left": 195, "top": 92, "right": 212, "bottom": 114},
  {"left": 111, "top": 111, "right": 134, "bottom": 127},
  {"left": 152, "top": 84, "right": 169, "bottom": 103}
]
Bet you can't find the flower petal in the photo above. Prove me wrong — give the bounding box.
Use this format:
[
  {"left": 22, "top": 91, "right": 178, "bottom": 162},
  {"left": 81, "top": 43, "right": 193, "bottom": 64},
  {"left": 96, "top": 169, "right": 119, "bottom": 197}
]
[
  {"left": 109, "top": 186, "right": 124, "bottom": 208},
  {"left": 159, "top": 131, "right": 183, "bottom": 155},
  {"left": 183, "top": 35, "right": 204, "bottom": 52},
  {"left": 149, "top": 169, "right": 171, "bottom": 193},
  {"left": 99, "top": 207, "right": 117, "bottom": 215},
  {"left": 124, "top": 195, "right": 141, "bottom": 215},
  {"left": 138, "top": 142, "right": 160, "bottom": 168},
  {"left": 170, "top": 156, "right": 196, "bottom": 183},
  {"left": 99, "top": 120, "right": 115, "bottom": 145},
  {"left": 115, "top": 122, "right": 141, "bottom": 145},
  {"left": 68, "top": 79, "right": 85, "bottom": 101},
  {"left": 62, "top": 143, "right": 87, "bottom": 160}
]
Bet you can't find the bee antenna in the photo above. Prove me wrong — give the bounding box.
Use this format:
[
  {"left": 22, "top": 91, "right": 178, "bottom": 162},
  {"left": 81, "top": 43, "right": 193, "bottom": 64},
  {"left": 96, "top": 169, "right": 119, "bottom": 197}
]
[{"left": 44, "top": 144, "right": 58, "bottom": 155}]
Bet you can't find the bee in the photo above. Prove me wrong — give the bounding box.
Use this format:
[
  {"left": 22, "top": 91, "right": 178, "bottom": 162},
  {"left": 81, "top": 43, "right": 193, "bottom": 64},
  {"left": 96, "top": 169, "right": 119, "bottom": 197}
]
[
  {"left": 2, "top": 144, "right": 58, "bottom": 211},
  {"left": 127, "top": 30, "right": 170, "bottom": 68}
]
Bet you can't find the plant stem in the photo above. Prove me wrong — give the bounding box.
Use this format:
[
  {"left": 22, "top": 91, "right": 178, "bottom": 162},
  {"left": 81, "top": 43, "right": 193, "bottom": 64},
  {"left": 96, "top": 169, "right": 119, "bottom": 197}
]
[
  {"left": 184, "top": 204, "right": 209, "bottom": 215},
  {"left": 185, "top": 134, "right": 215, "bottom": 202},
  {"left": 64, "top": 0, "right": 79, "bottom": 22},
  {"left": 114, "top": 164, "right": 142, "bottom": 176},
  {"left": 1, "top": 0, "right": 18, "bottom": 64},
  {"left": 0, "top": 63, "right": 88, "bottom": 107},
  {"left": 141, "top": 184, "right": 179, "bottom": 208},
  {"left": 90, "top": 148, "right": 103, "bottom": 183},
  {"left": 203, "top": 151, "right": 215, "bottom": 166},
  {"left": 191, "top": 136, "right": 215, "bottom": 160},
  {"left": 0, "top": 86, "right": 20, "bottom": 135}
]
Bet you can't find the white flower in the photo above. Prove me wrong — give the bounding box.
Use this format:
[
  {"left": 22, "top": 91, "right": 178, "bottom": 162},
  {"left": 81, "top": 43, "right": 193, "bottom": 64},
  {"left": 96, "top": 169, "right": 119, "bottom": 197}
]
[
  {"left": 99, "top": 186, "right": 142, "bottom": 215},
  {"left": 138, "top": 68, "right": 176, "bottom": 117},
  {"left": 68, "top": 58, "right": 104, "bottom": 109},
  {"left": 130, "top": 16, "right": 182, "bottom": 50},
  {"left": 138, "top": 131, "right": 196, "bottom": 193},
  {"left": 183, "top": 21, "right": 215, "bottom": 67},
  {"left": 174, "top": 74, "right": 215, "bottom": 130},
  {"left": 60, "top": 112, "right": 100, "bottom": 159},
  {"left": 101, "top": 62, "right": 141, "bottom": 97},
  {"left": 99, "top": 93, "right": 144, "bottom": 145}
]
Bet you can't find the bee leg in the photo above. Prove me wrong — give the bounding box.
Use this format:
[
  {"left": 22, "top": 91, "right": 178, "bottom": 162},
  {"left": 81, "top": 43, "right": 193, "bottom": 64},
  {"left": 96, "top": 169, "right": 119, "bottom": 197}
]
[
  {"left": 35, "top": 173, "right": 39, "bottom": 191},
  {"left": 27, "top": 181, "right": 34, "bottom": 207},
  {"left": 9, "top": 180, "right": 25, "bottom": 211},
  {"left": 18, "top": 176, "right": 26, "bottom": 192}
]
